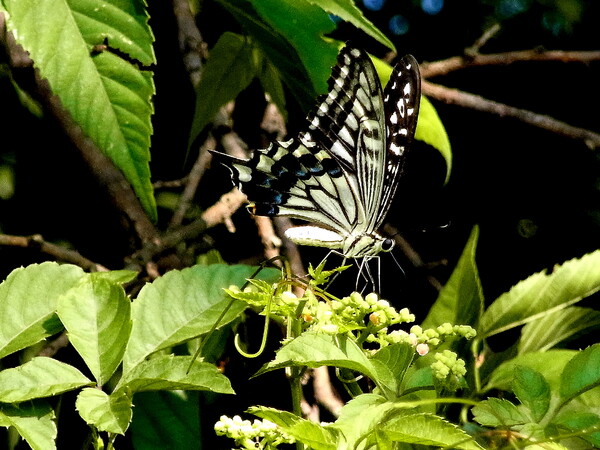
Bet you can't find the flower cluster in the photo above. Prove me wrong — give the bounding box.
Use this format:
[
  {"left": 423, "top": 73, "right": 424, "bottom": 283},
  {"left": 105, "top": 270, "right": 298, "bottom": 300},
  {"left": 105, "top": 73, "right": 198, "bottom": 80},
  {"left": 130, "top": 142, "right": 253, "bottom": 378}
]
[
  {"left": 214, "top": 415, "right": 295, "bottom": 449},
  {"left": 431, "top": 349, "right": 467, "bottom": 390}
]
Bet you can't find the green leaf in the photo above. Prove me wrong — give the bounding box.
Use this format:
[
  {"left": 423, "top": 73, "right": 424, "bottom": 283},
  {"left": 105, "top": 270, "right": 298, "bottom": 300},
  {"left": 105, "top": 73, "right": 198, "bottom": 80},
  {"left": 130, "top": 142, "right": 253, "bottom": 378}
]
[
  {"left": 0, "top": 401, "right": 57, "bottom": 450},
  {"left": 116, "top": 355, "right": 233, "bottom": 394},
  {"left": 370, "top": 343, "right": 415, "bottom": 397},
  {"left": 130, "top": 391, "right": 200, "bottom": 450},
  {"left": 249, "top": 406, "right": 339, "bottom": 450},
  {"left": 257, "top": 332, "right": 395, "bottom": 394},
  {"left": 2, "top": 0, "right": 157, "bottom": 220},
  {"left": 189, "top": 32, "right": 257, "bottom": 146},
  {"left": 304, "top": 0, "right": 394, "bottom": 50},
  {"left": 0, "top": 357, "right": 92, "bottom": 402},
  {"left": 216, "top": 0, "right": 332, "bottom": 110},
  {"left": 0, "top": 262, "right": 85, "bottom": 359},
  {"left": 123, "top": 264, "right": 279, "bottom": 373},
  {"left": 247, "top": 0, "right": 339, "bottom": 94},
  {"left": 560, "top": 344, "right": 600, "bottom": 402},
  {"left": 57, "top": 275, "right": 131, "bottom": 385},
  {"left": 478, "top": 250, "right": 600, "bottom": 339},
  {"left": 380, "top": 412, "right": 483, "bottom": 449},
  {"left": 519, "top": 306, "right": 600, "bottom": 354},
  {"left": 76, "top": 388, "right": 132, "bottom": 435},
  {"left": 90, "top": 270, "right": 138, "bottom": 285},
  {"left": 553, "top": 412, "right": 600, "bottom": 448},
  {"left": 471, "top": 398, "right": 528, "bottom": 427},
  {"left": 423, "top": 226, "right": 483, "bottom": 328},
  {"left": 485, "top": 350, "right": 576, "bottom": 393},
  {"left": 513, "top": 366, "right": 550, "bottom": 422}
]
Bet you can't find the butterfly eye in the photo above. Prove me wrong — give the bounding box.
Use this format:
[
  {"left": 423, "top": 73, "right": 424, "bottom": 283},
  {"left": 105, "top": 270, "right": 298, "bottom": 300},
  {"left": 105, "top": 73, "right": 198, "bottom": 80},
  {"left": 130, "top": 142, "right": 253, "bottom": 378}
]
[{"left": 382, "top": 238, "right": 395, "bottom": 252}]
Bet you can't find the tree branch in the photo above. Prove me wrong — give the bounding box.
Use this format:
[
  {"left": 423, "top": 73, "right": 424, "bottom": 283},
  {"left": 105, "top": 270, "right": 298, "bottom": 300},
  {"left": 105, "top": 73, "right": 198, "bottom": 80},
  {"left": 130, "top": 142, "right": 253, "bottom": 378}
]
[
  {"left": 420, "top": 49, "right": 600, "bottom": 79},
  {"left": 422, "top": 80, "right": 600, "bottom": 149},
  {"left": 0, "top": 234, "right": 108, "bottom": 272}
]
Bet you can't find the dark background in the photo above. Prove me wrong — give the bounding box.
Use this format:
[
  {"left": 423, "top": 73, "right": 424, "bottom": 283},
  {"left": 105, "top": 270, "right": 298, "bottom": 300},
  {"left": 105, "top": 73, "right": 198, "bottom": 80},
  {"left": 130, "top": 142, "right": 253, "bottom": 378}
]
[{"left": 1, "top": 1, "right": 599, "bottom": 447}]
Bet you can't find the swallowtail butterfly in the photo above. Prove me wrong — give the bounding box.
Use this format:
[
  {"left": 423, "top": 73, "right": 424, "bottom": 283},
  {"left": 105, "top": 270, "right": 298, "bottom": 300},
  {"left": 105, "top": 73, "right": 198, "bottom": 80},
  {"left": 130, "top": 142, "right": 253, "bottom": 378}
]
[{"left": 212, "top": 47, "right": 421, "bottom": 259}]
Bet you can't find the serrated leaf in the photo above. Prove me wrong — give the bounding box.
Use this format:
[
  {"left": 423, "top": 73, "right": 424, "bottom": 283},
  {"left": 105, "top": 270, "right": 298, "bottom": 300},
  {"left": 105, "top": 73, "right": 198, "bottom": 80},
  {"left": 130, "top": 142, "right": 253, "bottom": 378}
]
[
  {"left": 0, "top": 357, "right": 92, "bottom": 402},
  {"left": 246, "top": 0, "right": 339, "bottom": 94},
  {"left": 485, "top": 350, "right": 576, "bottom": 393},
  {"left": 519, "top": 306, "right": 600, "bottom": 354},
  {"left": 560, "top": 344, "right": 600, "bottom": 402},
  {"left": 423, "top": 226, "right": 482, "bottom": 328},
  {"left": 306, "top": 0, "right": 394, "bottom": 50},
  {"left": 257, "top": 332, "right": 392, "bottom": 392},
  {"left": 249, "top": 406, "right": 339, "bottom": 450},
  {"left": 513, "top": 366, "right": 550, "bottom": 422},
  {"left": 3, "top": 0, "right": 157, "bottom": 220},
  {"left": 216, "top": 0, "right": 330, "bottom": 111},
  {"left": 0, "top": 401, "right": 57, "bottom": 450},
  {"left": 90, "top": 270, "right": 138, "bottom": 285},
  {"left": 123, "top": 264, "right": 279, "bottom": 373},
  {"left": 370, "top": 343, "right": 415, "bottom": 397},
  {"left": 553, "top": 412, "right": 600, "bottom": 448},
  {"left": 380, "top": 412, "right": 484, "bottom": 449},
  {"left": 472, "top": 398, "right": 528, "bottom": 427},
  {"left": 478, "top": 250, "right": 600, "bottom": 338},
  {"left": 130, "top": 391, "right": 200, "bottom": 450},
  {"left": 116, "top": 355, "right": 233, "bottom": 394},
  {"left": 76, "top": 388, "right": 132, "bottom": 435},
  {"left": 189, "top": 32, "right": 257, "bottom": 146},
  {"left": 57, "top": 275, "right": 131, "bottom": 385},
  {"left": 0, "top": 262, "right": 85, "bottom": 359}
]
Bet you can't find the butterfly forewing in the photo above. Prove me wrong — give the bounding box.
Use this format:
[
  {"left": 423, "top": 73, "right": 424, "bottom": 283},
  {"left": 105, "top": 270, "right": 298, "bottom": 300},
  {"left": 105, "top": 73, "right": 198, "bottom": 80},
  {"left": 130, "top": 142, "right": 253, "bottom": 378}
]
[{"left": 375, "top": 54, "right": 421, "bottom": 229}]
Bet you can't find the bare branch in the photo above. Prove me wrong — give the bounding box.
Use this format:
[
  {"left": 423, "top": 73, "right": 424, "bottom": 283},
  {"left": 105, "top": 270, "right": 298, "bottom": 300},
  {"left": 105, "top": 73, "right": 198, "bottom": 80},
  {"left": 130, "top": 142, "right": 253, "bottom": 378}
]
[
  {"left": 172, "top": 0, "right": 206, "bottom": 87},
  {"left": 422, "top": 80, "right": 600, "bottom": 149},
  {"left": 0, "top": 234, "right": 108, "bottom": 272},
  {"left": 169, "top": 136, "right": 215, "bottom": 228},
  {"left": 420, "top": 49, "right": 600, "bottom": 79}
]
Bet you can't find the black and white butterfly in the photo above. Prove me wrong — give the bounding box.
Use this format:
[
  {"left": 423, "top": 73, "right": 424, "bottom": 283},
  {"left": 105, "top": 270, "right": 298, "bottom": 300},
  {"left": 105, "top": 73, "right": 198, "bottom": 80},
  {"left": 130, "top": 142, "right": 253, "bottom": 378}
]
[{"left": 212, "top": 46, "right": 421, "bottom": 260}]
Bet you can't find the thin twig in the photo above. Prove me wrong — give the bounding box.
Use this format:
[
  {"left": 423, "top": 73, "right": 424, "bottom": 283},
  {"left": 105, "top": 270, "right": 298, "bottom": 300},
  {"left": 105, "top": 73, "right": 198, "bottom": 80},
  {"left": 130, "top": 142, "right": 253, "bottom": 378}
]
[
  {"left": 0, "top": 234, "right": 108, "bottom": 272},
  {"left": 169, "top": 136, "right": 215, "bottom": 228},
  {"left": 465, "top": 23, "right": 501, "bottom": 56},
  {"left": 420, "top": 49, "right": 600, "bottom": 79},
  {"left": 421, "top": 80, "right": 600, "bottom": 149}
]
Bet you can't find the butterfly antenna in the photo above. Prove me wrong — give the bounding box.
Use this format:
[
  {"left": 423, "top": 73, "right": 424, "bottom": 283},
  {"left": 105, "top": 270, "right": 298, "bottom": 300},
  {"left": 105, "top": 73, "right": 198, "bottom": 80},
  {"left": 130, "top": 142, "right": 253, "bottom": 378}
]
[{"left": 390, "top": 249, "right": 406, "bottom": 278}]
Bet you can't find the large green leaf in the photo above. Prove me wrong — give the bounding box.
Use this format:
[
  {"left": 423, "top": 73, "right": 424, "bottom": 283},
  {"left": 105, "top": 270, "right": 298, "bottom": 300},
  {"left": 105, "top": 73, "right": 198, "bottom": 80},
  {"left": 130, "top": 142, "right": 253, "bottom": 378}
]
[
  {"left": 306, "top": 0, "right": 394, "bottom": 50},
  {"left": 249, "top": 406, "right": 339, "bottom": 450},
  {"left": 0, "top": 357, "right": 92, "bottom": 402},
  {"left": 519, "top": 306, "right": 600, "bottom": 354},
  {"left": 216, "top": 0, "right": 332, "bottom": 111},
  {"left": 116, "top": 355, "right": 233, "bottom": 394},
  {"left": 560, "top": 344, "right": 600, "bottom": 403},
  {"left": 423, "top": 226, "right": 483, "bottom": 328},
  {"left": 57, "top": 274, "right": 131, "bottom": 385},
  {"left": 0, "top": 401, "right": 57, "bottom": 450},
  {"left": 130, "top": 391, "right": 201, "bottom": 450},
  {"left": 0, "top": 262, "right": 85, "bottom": 359},
  {"left": 2, "top": 0, "right": 157, "bottom": 220},
  {"left": 122, "top": 264, "right": 280, "bottom": 373},
  {"left": 478, "top": 250, "right": 600, "bottom": 338},
  {"left": 189, "top": 32, "right": 260, "bottom": 146}
]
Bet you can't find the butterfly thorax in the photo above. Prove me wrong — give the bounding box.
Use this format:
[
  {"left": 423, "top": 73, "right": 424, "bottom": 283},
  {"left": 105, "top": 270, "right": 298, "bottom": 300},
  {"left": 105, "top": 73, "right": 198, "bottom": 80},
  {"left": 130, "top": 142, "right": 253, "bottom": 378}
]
[{"left": 342, "top": 231, "right": 394, "bottom": 259}]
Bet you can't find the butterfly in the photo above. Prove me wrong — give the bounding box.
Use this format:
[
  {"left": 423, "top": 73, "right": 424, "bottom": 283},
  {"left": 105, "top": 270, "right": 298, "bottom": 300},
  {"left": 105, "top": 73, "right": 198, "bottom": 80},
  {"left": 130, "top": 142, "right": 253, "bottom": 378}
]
[{"left": 211, "top": 46, "right": 421, "bottom": 259}]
